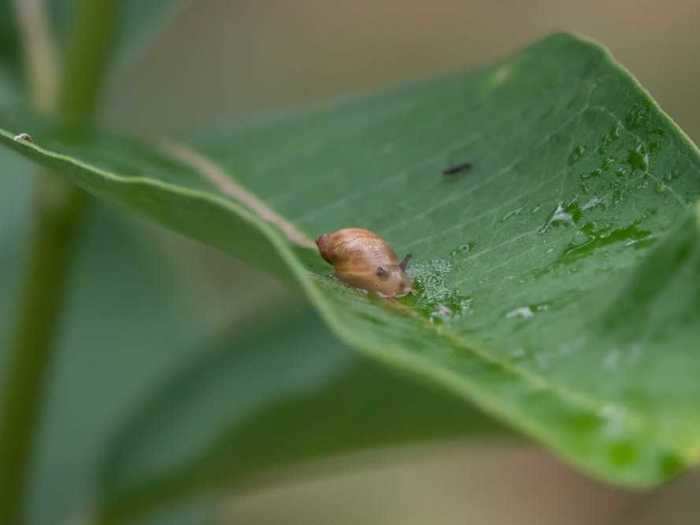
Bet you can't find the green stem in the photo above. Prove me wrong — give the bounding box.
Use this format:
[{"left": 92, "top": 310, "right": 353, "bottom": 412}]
[
  {"left": 0, "top": 180, "right": 87, "bottom": 525},
  {"left": 59, "top": 0, "right": 120, "bottom": 128},
  {"left": 0, "top": 1, "right": 120, "bottom": 523}
]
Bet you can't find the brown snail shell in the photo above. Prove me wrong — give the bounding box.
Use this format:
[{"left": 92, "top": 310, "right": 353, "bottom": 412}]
[{"left": 316, "top": 228, "right": 413, "bottom": 298}]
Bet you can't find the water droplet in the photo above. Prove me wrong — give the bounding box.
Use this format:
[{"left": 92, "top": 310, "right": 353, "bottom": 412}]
[
  {"left": 430, "top": 304, "right": 453, "bottom": 322},
  {"left": 559, "top": 338, "right": 584, "bottom": 356},
  {"left": 535, "top": 352, "right": 550, "bottom": 369},
  {"left": 580, "top": 168, "right": 602, "bottom": 180},
  {"left": 506, "top": 302, "right": 549, "bottom": 320},
  {"left": 571, "top": 230, "right": 589, "bottom": 244},
  {"left": 598, "top": 124, "right": 624, "bottom": 155},
  {"left": 428, "top": 297, "right": 472, "bottom": 324},
  {"left": 556, "top": 222, "right": 652, "bottom": 264},
  {"left": 407, "top": 258, "right": 472, "bottom": 323},
  {"left": 612, "top": 123, "right": 623, "bottom": 139},
  {"left": 539, "top": 200, "right": 580, "bottom": 233},
  {"left": 627, "top": 143, "right": 649, "bottom": 172},
  {"left": 627, "top": 344, "right": 642, "bottom": 365},
  {"left": 568, "top": 144, "right": 586, "bottom": 165},
  {"left": 531, "top": 204, "right": 542, "bottom": 214},
  {"left": 582, "top": 196, "right": 605, "bottom": 211},
  {"left": 449, "top": 242, "right": 475, "bottom": 258},
  {"left": 612, "top": 188, "right": 625, "bottom": 205},
  {"left": 506, "top": 306, "right": 534, "bottom": 320},
  {"left": 663, "top": 169, "right": 679, "bottom": 183},
  {"left": 599, "top": 404, "right": 627, "bottom": 437},
  {"left": 603, "top": 348, "right": 621, "bottom": 370},
  {"left": 490, "top": 65, "right": 512, "bottom": 86},
  {"left": 509, "top": 347, "right": 527, "bottom": 360},
  {"left": 625, "top": 103, "right": 651, "bottom": 130},
  {"left": 501, "top": 206, "right": 524, "bottom": 222},
  {"left": 623, "top": 237, "right": 653, "bottom": 248}
]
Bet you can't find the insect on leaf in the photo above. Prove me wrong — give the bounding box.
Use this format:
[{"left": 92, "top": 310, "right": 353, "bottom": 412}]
[{"left": 0, "top": 34, "right": 699, "bottom": 493}]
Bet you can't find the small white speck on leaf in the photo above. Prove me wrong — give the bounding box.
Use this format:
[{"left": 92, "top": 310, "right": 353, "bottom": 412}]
[
  {"left": 491, "top": 65, "right": 512, "bottom": 87},
  {"left": 13, "top": 132, "right": 33, "bottom": 143},
  {"left": 506, "top": 306, "right": 534, "bottom": 320}
]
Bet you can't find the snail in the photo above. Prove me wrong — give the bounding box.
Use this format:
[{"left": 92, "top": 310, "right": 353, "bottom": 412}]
[{"left": 316, "top": 228, "right": 413, "bottom": 298}]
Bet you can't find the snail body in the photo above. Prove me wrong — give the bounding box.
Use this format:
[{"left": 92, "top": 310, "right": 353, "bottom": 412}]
[{"left": 316, "top": 228, "right": 413, "bottom": 298}]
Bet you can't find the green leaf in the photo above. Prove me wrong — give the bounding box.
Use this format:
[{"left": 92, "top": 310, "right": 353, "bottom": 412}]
[
  {"left": 0, "top": 0, "right": 21, "bottom": 100},
  {"left": 97, "top": 309, "right": 502, "bottom": 523},
  {"left": 47, "top": 0, "right": 187, "bottom": 66},
  {"left": 0, "top": 159, "right": 206, "bottom": 524},
  {"left": 0, "top": 157, "right": 32, "bottom": 372},
  {"left": 0, "top": 0, "right": 185, "bottom": 102},
  {"left": 1, "top": 33, "right": 699, "bottom": 488},
  {"left": 0, "top": 123, "right": 494, "bottom": 525},
  {"left": 0, "top": 0, "right": 19, "bottom": 62}
]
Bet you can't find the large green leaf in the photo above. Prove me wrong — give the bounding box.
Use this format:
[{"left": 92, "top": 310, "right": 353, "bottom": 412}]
[
  {"left": 0, "top": 0, "right": 21, "bottom": 100},
  {"left": 0, "top": 117, "right": 498, "bottom": 525},
  {"left": 2, "top": 164, "right": 480, "bottom": 525},
  {"left": 97, "top": 309, "right": 501, "bottom": 523},
  {"left": 1, "top": 33, "right": 699, "bottom": 488}
]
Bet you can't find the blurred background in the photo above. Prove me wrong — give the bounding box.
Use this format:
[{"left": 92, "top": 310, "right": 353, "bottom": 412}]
[
  {"left": 111, "top": 0, "right": 700, "bottom": 139},
  {"left": 3, "top": 1, "right": 700, "bottom": 524}
]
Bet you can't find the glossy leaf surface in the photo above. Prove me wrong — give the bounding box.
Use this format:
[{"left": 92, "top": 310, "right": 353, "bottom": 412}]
[{"left": 1, "top": 34, "right": 699, "bottom": 489}]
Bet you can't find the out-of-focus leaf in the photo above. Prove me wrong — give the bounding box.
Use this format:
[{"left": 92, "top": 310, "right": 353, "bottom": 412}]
[
  {"left": 0, "top": 0, "right": 21, "bottom": 100},
  {"left": 0, "top": 34, "right": 699, "bottom": 488},
  {"left": 0, "top": 156, "right": 205, "bottom": 524},
  {"left": 0, "top": 0, "right": 19, "bottom": 64},
  {"left": 0, "top": 0, "right": 187, "bottom": 105},
  {"left": 0, "top": 155, "right": 32, "bottom": 373},
  {"left": 96, "top": 309, "right": 502, "bottom": 524},
  {"left": 48, "top": 0, "right": 188, "bottom": 66}
]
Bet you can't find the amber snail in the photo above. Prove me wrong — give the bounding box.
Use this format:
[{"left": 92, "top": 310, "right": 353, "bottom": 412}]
[{"left": 316, "top": 228, "right": 413, "bottom": 298}]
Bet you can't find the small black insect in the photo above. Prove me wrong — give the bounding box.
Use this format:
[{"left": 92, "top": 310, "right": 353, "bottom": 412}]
[{"left": 442, "top": 161, "right": 472, "bottom": 176}]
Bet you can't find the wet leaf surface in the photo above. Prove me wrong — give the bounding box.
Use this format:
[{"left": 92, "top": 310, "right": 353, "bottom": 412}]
[{"left": 1, "top": 34, "right": 699, "bottom": 491}]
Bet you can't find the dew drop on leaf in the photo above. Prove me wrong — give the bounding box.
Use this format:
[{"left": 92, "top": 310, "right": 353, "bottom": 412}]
[
  {"left": 568, "top": 144, "right": 587, "bottom": 165},
  {"left": 506, "top": 306, "right": 535, "bottom": 319},
  {"left": 627, "top": 143, "right": 649, "bottom": 172},
  {"left": 449, "top": 242, "right": 475, "bottom": 258}
]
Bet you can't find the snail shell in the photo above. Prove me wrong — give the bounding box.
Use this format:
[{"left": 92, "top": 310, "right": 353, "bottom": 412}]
[{"left": 316, "top": 228, "right": 413, "bottom": 298}]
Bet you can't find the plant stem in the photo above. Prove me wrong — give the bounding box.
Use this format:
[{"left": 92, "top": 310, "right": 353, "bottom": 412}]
[
  {"left": 0, "top": 180, "right": 87, "bottom": 525},
  {"left": 59, "top": 0, "right": 119, "bottom": 128},
  {"left": 0, "top": 1, "right": 119, "bottom": 523},
  {"left": 13, "top": 0, "right": 60, "bottom": 113}
]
